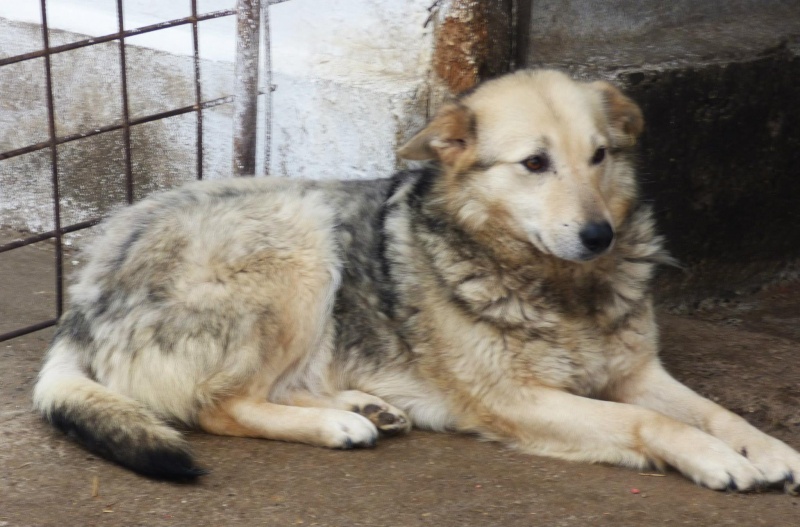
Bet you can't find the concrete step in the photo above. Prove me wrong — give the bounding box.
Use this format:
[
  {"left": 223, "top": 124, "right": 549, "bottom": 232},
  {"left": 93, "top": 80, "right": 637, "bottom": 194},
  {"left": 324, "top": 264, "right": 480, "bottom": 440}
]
[{"left": 522, "top": 6, "right": 800, "bottom": 303}]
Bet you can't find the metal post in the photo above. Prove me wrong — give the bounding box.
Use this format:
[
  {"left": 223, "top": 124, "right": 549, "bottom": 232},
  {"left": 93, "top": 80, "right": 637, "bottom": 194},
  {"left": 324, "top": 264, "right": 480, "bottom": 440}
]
[
  {"left": 0, "top": 2, "right": 238, "bottom": 342},
  {"left": 260, "top": 0, "right": 272, "bottom": 175},
  {"left": 232, "top": 0, "right": 260, "bottom": 176},
  {"left": 39, "top": 0, "right": 64, "bottom": 318},
  {"left": 191, "top": 0, "right": 205, "bottom": 180},
  {"left": 116, "top": 0, "right": 135, "bottom": 204}
]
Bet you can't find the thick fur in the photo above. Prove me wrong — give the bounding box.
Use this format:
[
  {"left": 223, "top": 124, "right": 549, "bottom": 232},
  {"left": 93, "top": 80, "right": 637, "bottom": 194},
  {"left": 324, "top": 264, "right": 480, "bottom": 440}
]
[{"left": 34, "top": 70, "right": 800, "bottom": 492}]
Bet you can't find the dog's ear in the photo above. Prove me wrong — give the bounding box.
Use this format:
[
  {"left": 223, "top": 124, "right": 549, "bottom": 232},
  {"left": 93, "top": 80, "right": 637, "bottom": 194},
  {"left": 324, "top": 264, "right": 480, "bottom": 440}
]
[
  {"left": 397, "top": 103, "right": 475, "bottom": 167},
  {"left": 590, "top": 81, "right": 644, "bottom": 148}
]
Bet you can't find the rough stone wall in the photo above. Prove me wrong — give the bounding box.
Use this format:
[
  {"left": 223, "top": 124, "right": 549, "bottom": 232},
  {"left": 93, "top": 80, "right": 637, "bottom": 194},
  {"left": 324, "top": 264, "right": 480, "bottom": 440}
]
[
  {"left": 0, "top": 0, "right": 439, "bottom": 236},
  {"left": 521, "top": 0, "right": 800, "bottom": 303},
  {"left": 527, "top": 0, "right": 799, "bottom": 41},
  {"left": 266, "top": 0, "right": 436, "bottom": 180},
  {"left": 432, "top": 0, "right": 514, "bottom": 94},
  {"left": 0, "top": 19, "right": 234, "bottom": 234},
  {"left": 6, "top": 0, "right": 795, "bottom": 304},
  {"left": 628, "top": 48, "right": 800, "bottom": 302}
]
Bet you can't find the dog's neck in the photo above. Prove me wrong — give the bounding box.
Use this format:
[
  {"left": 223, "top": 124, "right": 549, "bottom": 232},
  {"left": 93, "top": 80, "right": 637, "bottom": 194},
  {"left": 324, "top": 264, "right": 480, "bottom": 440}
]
[{"left": 401, "top": 169, "right": 670, "bottom": 332}]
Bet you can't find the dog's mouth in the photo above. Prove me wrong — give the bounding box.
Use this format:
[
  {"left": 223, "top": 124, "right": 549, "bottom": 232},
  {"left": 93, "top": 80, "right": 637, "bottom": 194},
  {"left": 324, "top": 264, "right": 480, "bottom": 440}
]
[
  {"left": 529, "top": 231, "right": 549, "bottom": 254},
  {"left": 529, "top": 231, "right": 615, "bottom": 263},
  {"left": 574, "top": 245, "right": 614, "bottom": 262}
]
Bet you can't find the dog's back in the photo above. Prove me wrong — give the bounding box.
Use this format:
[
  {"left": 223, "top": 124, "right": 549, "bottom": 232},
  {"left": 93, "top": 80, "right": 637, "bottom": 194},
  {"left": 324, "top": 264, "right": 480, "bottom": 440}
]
[{"left": 34, "top": 177, "right": 371, "bottom": 477}]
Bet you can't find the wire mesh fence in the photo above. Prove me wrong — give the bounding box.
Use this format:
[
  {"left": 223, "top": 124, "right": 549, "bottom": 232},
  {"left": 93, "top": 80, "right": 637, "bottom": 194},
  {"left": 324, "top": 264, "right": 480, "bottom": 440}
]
[{"left": 0, "top": 0, "right": 286, "bottom": 342}]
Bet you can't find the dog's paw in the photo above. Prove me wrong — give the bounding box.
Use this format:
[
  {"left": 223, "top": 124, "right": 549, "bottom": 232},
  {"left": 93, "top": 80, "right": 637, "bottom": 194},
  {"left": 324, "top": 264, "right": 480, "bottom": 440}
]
[
  {"left": 686, "top": 451, "right": 765, "bottom": 492},
  {"left": 319, "top": 411, "right": 379, "bottom": 449},
  {"left": 655, "top": 427, "right": 765, "bottom": 491},
  {"left": 335, "top": 390, "right": 412, "bottom": 436},
  {"left": 732, "top": 434, "right": 800, "bottom": 494},
  {"left": 355, "top": 402, "right": 412, "bottom": 436}
]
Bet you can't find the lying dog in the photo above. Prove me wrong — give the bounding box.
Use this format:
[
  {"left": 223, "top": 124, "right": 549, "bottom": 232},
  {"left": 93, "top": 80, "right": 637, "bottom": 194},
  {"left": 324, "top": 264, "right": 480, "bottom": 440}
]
[{"left": 34, "top": 69, "right": 800, "bottom": 492}]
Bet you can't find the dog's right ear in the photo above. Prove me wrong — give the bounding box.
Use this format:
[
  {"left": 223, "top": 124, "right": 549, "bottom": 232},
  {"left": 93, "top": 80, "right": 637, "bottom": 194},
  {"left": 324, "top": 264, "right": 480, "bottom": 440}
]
[{"left": 397, "top": 103, "right": 475, "bottom": 167}]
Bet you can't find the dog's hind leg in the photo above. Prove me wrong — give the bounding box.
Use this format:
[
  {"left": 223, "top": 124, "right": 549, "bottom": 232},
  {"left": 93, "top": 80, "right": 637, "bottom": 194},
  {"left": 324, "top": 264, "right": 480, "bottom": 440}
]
[
  {"left": 284, "top": 390, "right": 412, "bottom": 436},
  {"left": 198, "top": 397, "right": 378, "bottom": 449}
]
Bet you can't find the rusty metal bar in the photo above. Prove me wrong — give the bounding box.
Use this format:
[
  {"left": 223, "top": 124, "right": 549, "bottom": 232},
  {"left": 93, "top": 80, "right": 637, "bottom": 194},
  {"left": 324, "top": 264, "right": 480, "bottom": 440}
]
[
  {"left": 0, "top": 219, "right": 102, "bottom": 255},
  {"left": 0, "top": 96, "right": 234, "bottom": 162},
  {"left": 0, "top": 9, "right": 237, "bottom": 68},
  {"left": 39, "top": 0, "right": 65, "bottom": 319},
  {"left": 232, "top": 0, "right": 261, "bottom": 176},
  {"left": 116, "top": 0, "right": 134, "bottom": 204},
  {"left": 0, "top": 319, "right": 59, "bottom": 343},
  {"left": 1, "top": 1, "right": 289, "bottom": 342},
  {"left": 191, "top": 0, "right": 205, "bottom": 180}
]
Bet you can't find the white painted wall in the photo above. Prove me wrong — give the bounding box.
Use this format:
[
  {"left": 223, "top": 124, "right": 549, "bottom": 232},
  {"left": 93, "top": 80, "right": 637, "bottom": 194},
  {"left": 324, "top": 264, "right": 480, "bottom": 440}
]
[
  {"left": 0, "top": 0, "right": 438, "bottom": 234},
  {"left": 0, "top": 0, "right": 237, "bottom": 61},
  {"left": 267, "top": 0, "right": 434, "bottom": 179}
]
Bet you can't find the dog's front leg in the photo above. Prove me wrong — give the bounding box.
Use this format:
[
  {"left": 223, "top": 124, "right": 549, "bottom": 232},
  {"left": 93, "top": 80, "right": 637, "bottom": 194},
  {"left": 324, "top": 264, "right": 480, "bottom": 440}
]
[
  {"left": 611, "top": 359, "right": 800, "bottom": 494},
  {"left": 477, "top": 387, "right": 765, "bottom": 490}
]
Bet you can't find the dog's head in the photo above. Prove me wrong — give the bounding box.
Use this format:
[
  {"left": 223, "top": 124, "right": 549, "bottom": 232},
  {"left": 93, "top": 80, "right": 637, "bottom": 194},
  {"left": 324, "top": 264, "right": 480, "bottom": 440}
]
[{"left": 398, "top": 70, "right": 644, "bottom": 263}]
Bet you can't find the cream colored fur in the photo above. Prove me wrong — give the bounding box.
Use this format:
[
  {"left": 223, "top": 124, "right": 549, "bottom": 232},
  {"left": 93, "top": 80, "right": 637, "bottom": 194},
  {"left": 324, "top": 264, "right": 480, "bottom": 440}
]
[{"left": 33, "top": 70, "right": 800, "bottom": 491}]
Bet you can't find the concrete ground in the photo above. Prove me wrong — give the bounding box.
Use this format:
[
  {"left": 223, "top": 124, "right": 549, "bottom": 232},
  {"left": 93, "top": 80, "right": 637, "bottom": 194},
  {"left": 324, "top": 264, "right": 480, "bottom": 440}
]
[{"left": 1, "top": 231, "right": 800, "bottom": 526}]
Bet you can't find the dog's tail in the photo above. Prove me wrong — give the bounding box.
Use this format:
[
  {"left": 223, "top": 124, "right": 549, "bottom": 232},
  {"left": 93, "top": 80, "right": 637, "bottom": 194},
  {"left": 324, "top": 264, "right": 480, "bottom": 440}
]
[{"left": 33, "top": 331, "right": 207, "bottom": 481}]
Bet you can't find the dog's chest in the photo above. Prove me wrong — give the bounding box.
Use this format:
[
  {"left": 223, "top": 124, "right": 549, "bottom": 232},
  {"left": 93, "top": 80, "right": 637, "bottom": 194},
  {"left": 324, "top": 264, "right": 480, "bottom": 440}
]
[
  {"left": 434, "top": 262, "right": 656, "bottom": 396},
  {"left": 510, "top": 309, "right": 655, "bottom": 395},
  {"left": 421, "top": 298, "right": 654, "bottom": 398}
]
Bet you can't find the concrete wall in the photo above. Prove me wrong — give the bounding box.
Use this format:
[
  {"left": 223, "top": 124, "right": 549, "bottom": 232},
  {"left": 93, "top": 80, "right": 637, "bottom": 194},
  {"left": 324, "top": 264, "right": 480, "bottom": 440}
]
[
  {"left": 0, "top": 0, "right": 438, "bottom": 234},
  {"left": 521, "top": 0, "right": 800, "bottom": 304},
  {"left": 267, "top": 0, "right": 434, "bottom": 180},
  {"left": 0, "top": 17, "right": 235, "bottom": 233},
  {"left": 527, "top": 0, "right": 799, "bottom": 40},
  {"left": 523, "top": 0, "right": 800, "bottom": 77},
  {"left": 4, "top": 0, "right": 798, "bottom": 303}
]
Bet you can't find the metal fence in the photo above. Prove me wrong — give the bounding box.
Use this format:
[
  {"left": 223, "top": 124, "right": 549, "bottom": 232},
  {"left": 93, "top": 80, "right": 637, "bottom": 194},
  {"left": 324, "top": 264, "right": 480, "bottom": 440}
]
[{"left": 0, "top": 0, "right": 287, "bottom": 342}]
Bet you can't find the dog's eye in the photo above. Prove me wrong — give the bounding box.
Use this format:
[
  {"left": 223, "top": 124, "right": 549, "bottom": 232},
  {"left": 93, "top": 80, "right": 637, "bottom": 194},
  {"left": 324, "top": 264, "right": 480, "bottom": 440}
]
[
  {"left": 522, "top": 155, "right": 549, "bottom": 173},
  {"left": 591, "top": 147, "right": 606, "bottom": 165}
]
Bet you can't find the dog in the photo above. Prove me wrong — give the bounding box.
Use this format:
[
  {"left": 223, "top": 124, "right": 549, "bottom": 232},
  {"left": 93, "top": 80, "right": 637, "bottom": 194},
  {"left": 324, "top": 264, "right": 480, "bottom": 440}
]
[{"left": 33, "top": 69, "right": 800, "bottom": 492}]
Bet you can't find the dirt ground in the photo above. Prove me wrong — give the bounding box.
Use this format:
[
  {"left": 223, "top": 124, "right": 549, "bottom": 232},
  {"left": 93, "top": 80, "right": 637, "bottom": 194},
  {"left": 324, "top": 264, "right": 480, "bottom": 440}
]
[{"left": 1, "top": 232, "right": 800, "bottom": 526}]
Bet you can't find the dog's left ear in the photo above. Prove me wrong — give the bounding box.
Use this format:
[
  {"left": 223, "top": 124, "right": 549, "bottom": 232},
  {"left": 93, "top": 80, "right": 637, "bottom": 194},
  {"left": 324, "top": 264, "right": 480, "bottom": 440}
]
[
  {"left": 590, "top": 81, "right": 644, "bottom": 148},
  {"left": 397, "top": 103, "right": 475, "bottom": 167}
]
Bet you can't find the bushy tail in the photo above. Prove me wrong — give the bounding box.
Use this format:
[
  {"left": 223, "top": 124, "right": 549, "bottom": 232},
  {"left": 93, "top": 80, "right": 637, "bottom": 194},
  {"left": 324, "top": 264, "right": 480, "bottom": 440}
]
[{"left": 33, "top": 339, "right": 207, "bottom": 480}]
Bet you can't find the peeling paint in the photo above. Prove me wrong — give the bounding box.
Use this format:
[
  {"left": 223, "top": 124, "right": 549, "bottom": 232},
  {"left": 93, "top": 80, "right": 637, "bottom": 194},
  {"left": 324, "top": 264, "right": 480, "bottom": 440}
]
[
  {"left": 434, "top": 0, "right": 488, "bottom": 94},
  {"left": 0, "top": 1, "right": 452, "bottom": 237},
  {"left": 433, "top": 0, "right": 513, "bottom": 94}
]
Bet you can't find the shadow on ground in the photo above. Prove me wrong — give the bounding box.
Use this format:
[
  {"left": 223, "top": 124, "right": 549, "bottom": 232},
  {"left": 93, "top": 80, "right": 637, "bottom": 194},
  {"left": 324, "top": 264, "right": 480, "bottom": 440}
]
[{"left": 1, "top": 230, "right": 799, "bottom": 526}]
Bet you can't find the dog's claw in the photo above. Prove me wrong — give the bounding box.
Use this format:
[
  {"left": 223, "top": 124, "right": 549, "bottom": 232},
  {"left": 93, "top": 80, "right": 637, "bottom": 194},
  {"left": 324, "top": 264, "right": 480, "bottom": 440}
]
[{"left": 785, "top": 473, "right": 799, "bottom": 496}]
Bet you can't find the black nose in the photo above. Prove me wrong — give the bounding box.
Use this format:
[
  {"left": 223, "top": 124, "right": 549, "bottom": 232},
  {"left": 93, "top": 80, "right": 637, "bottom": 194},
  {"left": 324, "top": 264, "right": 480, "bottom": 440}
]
[{"left": 579, "top": 221, "right": 615, "bottom": 254}]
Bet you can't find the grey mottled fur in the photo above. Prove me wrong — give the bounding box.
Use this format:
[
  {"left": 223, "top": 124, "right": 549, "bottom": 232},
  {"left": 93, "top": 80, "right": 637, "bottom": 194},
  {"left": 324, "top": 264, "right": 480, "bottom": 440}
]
[{"left": 33, "top": 70, "right": 800, "bottom": 491}]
